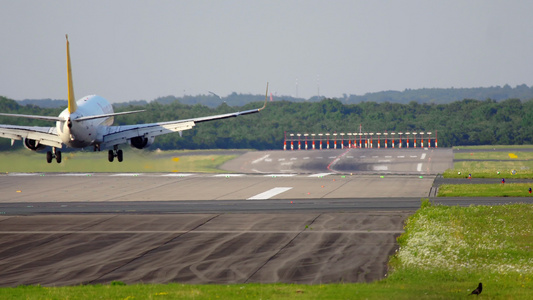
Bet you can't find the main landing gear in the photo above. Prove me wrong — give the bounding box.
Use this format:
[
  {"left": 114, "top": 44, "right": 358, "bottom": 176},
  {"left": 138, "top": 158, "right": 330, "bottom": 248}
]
[
  {"left": 108, "top": 146, "right": 123, "bottom": 162},
  {"left": 46, "top": 148, "right": 62, "bottom": 163}
]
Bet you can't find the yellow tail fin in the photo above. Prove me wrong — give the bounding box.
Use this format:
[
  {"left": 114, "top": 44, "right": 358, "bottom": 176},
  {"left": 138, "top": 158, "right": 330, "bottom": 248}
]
[{"left": 66, "top": 34, "right": 77, "bottom": 114}]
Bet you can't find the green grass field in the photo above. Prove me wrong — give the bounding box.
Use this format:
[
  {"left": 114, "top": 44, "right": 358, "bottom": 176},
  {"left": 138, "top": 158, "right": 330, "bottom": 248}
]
[
  {"left": 1, "top": 203, "right": 531, "bottom": 299},
  {"left": 455, "top": 151, "right": 533, "bottom": 160},
  {"left": 444, "top": 147, "right": 533, "bottom": 178},
  {"left": 453, "top": 145, "right": 533, "bottom": 150},
  {"left": 0, "top": 150, "right": 236, "bottom": 173},
  {"left": 439, "top": 183, "right": 533, "bottom": 197}
]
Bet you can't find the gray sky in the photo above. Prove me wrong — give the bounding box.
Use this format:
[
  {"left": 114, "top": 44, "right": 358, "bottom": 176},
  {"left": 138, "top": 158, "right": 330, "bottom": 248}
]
[{"left": 1, "top": 0, "right": 533, "bottom": 103}]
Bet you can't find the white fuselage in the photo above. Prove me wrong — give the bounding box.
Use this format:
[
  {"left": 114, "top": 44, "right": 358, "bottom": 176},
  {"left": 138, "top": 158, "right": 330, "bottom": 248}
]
[{"left": 56, "top": 95, "right": 113, "bottom": 148}]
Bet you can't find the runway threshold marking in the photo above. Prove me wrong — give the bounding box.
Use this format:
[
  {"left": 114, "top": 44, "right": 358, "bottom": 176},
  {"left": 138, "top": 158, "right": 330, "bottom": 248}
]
[{"left": 247, "top": 187, "right": 293, "bottom": 200}]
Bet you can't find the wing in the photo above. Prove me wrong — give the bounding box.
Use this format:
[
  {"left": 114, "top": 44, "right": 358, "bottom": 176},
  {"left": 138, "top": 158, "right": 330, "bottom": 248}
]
[
  {"left": 101, "top": 83, "right": 268, "bottom": 149},
  {"left": 0, "top": 124, "right": 63, "bottom": 148},
  {"left": 100, "top": 106, "right": 263, "bottom": 149}
]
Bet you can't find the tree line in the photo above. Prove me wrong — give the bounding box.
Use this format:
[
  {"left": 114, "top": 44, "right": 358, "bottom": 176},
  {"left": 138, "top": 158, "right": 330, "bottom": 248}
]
[
  {"left": 15, "top": 84, "right": 533, "bottom": 109},
  {"left": 0, "top": 95, "right": 532, "bottom": 150}
]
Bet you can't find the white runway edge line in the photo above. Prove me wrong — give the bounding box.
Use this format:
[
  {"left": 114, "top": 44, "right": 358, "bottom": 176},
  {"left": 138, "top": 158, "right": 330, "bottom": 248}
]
[
  {"left": 109, "top": 173, "right": 140, "bottom": 177},
  {"left": 214, "top": 174, "right": 245, "bottom": 177},
  {"left": 7, "top": 173, "right": 42, "bottom": 176},
  {"left": 308, "top": 173, "right": 332, "bottom": 177},
  {"left": 161, "top": 173, "right": 194, "bottom": 177},
  {"left": 247, "top": 187, "right": 293, "bottom": 200}
]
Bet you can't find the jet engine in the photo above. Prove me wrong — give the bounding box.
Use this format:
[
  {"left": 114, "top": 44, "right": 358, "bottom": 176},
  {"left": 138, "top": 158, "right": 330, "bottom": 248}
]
[
  {"left": 23, "top": 138, "right": 47, "bottom": 151},
  {"left": 129, "top": 136, "right": 155, "bottom": 149}
]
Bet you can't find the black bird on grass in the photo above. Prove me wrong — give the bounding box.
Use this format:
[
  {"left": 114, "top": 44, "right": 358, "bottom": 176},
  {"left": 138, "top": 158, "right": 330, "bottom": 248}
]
[{"left": 470, "top": 282, "right": 482, "bottom": 295}]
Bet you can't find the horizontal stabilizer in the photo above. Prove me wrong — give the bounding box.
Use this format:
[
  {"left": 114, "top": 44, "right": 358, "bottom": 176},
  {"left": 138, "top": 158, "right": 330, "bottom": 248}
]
[
  {"left": 74, "top": 110, "right": 145, "bottom": 122},
  {"left": 0, "top": 112, "right": 65, "bottom": 122}
]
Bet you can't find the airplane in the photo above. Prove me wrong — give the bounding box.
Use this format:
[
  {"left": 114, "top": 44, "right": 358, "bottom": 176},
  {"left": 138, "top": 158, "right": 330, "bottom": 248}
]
[{"left": 0, "top": 35, "right": 267, "bottom": 163}]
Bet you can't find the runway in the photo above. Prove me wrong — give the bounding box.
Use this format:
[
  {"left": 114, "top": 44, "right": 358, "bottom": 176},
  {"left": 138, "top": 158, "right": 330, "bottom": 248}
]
[
  {"left": 0, "top": 173, "right": 436, "bottom": 203},
  {"left": 1, "top": 147, "right": 525, "bottom": 287},
  {"left": 221, "top": 148, "right": 453, "bottom": 174}
]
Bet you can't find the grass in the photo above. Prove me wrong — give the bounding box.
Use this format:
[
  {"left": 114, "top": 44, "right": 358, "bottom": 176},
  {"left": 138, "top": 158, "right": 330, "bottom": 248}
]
[
  {"left": 387, "top": 203, "right": 533, "bottom": 299},
  {"left": 444, "top": 149, "right": 533, "bottom": 178},
  {"left": 0, "top": 150, "right": 237, "bottom": 173},
  {"left": 453, "top": 145, "right": 533, "bottom": 150},
  {"left": 455, "top": 151, "right": 533, "bottom": 160},
  {"left": 444, "top": 163, "right": 533, "bottom": 178},
  {"left": 438, "top": 183, "right": 533, "bottom": 197},
  {"left": 1, "top": 203, "right": 531, "bottom": 299}
]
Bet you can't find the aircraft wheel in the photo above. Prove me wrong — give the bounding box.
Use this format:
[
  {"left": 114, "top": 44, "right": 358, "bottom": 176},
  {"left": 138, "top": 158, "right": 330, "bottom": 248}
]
[
  {"left": 108, "top": 150, "right": 114, "bottom": 162},
  {"left": 56, "top": 151, "right": 62, "bottom": 163},
  {"left": 46, "top": 151, "right": 53, "bottom": 163},
  {"left": 117, "top": 149, "right": 123, "bottom": 162}
]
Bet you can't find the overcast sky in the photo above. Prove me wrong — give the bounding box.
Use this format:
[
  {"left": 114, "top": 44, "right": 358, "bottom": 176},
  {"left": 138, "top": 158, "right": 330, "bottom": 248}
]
[{"left": 1, "top": 1, "right": 533, "bottom": 103}]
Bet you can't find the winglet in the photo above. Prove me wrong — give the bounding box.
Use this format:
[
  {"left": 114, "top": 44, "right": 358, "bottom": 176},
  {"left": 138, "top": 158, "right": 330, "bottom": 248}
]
[
  {"left": 66, "top": 34, "right": 77, "bottom": 114},
  {"left": 259, "top": 82, "right": 268, "bottom": 111}
]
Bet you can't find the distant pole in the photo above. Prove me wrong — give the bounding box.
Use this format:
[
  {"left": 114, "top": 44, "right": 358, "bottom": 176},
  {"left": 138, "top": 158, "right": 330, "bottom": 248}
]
[
  {"left": 295, "top": 78, "right": 299, "bottom": 98},
  {"left": 317, "top": 74, "right": 320, "bottom": 99}
]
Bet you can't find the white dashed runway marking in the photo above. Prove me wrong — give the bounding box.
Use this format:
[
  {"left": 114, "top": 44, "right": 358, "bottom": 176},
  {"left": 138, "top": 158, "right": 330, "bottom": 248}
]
[{"left": 247, "top": 187, "right": 293, "bottom": 200}]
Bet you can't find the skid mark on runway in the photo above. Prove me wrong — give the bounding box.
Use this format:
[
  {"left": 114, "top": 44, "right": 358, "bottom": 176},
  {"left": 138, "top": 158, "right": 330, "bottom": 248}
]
[
  {"left": 0, "top": 230, "right": 404, "bottom": 235},
  {"left": 244, "top": 213, "right": 322, "bottom": 283},
  {"left": 247, "top": 187, "right": 293, "bottom": 200},
  {"left": 0, "top": 230, "right": 404, "bottom": 234},
  {"left": 87, "top": 214, "right": 220, "bottom": 284}
]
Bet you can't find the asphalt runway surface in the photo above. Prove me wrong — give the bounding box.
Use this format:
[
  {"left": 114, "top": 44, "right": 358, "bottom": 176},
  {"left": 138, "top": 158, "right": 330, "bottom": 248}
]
[{"left": 0, "top": 147, "right": 530, "bottom": 287}]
